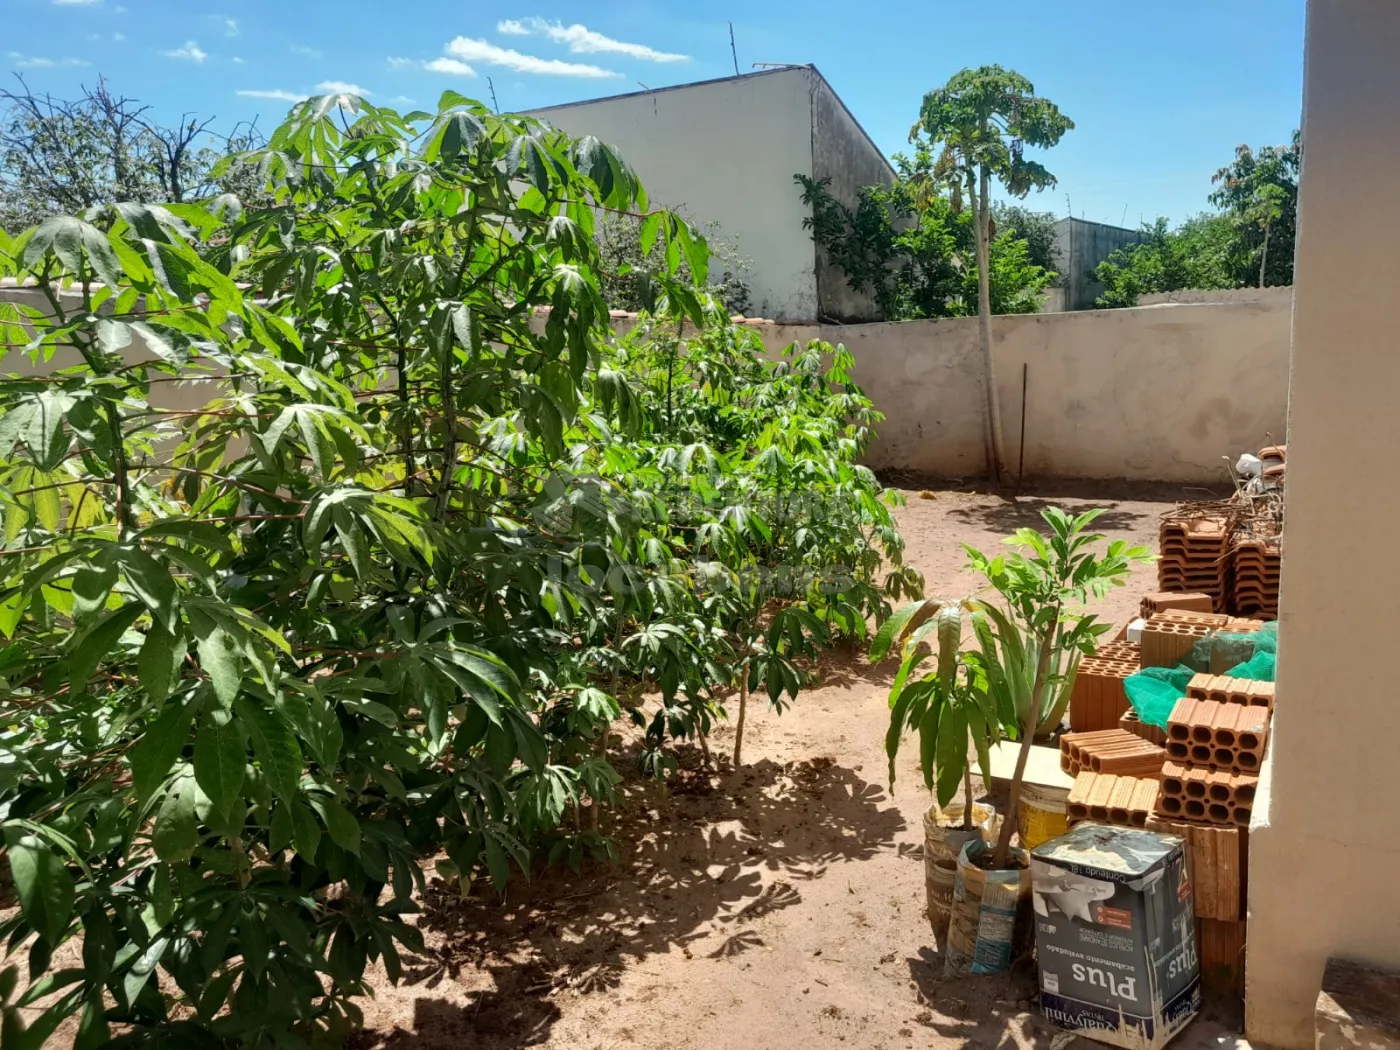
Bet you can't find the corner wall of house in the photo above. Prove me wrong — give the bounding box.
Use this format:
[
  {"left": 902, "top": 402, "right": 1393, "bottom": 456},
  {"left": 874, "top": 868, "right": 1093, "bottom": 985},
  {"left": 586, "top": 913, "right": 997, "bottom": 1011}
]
[
  {"left": 1245, "top": 3, "right": 1400, "bottom": 1046},
  {"left": 808, "top": 72, "right": 897, "bottom": 324},
  {"left": 530, "top": 71, "right": 819, "bottom": 323}
]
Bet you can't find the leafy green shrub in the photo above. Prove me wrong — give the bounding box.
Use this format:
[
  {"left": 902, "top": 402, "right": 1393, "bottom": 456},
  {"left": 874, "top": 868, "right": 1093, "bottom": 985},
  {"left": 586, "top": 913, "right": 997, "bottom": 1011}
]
[{"left": 0, "top": 89, "right": 916, "bottom": 1046}]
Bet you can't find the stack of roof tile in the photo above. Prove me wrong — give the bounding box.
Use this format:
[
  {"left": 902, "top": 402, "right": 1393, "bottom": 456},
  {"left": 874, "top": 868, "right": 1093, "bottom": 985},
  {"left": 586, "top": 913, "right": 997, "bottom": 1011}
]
[
  {"left": 1232, "top": 535, "right": 1282, "bottom": 620},
  {"left": 1158, "top": 512, "right": 1235, "bottom": 612}
]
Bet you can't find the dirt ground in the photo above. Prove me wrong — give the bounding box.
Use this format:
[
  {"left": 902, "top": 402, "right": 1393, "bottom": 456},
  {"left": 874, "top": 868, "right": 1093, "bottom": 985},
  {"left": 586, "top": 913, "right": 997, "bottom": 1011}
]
[{"left": 350, "top": 483, "right": 1248, "bottom": 1050}]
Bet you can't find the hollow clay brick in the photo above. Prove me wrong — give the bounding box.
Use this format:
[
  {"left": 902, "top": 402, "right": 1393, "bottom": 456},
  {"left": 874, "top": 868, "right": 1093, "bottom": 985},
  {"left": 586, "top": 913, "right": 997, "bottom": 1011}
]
[
  {"left": 1145, "top": 816, "right": 1247, "bottom": 921},
  {"left": 1119, "top": 709, "right": 1168, "bottom": 747}
]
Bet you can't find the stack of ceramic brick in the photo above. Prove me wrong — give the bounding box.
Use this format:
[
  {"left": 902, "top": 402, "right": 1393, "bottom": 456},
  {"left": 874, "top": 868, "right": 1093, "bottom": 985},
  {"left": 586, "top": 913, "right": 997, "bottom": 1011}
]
[
  {"left": 1119, "top": 708, "right": 1168, "bottom": 746},
  {"left": 1158, "top": 762, "right": 1258, "bottom": 827},
  {"left": 1146, "top": 814, "right": 1249, "bottom": 997},
  {"left": 1139, "top": 611, "right": 1265, "bottom": 668},
  {"left": 1060, "top": 728, "right": 1165, "bottom": 777},
  {"left": 1158, "top": 513, "right": 1234, "bottom": 612},
  {"left": 1187, "top": 674, "right": 1275, "bottom": 711},
  {"left": 1232, "top": 536, "right": 1282, "bottom": 620},
  {"left": 1164, "top": 698, "right": 1270, "bottom": 775},
  {"left": 1066, "top": 771, "right": 1159, "bottom": 827},
  {"left": 1140, "top": 591, "right": 1215, "bottom": 617},
  {"left": 1259, "top": 443, "right": 1286, "bottom": 482},
  {"left": 1068, "top": 640, "right": 1141, "bottom": 732}
]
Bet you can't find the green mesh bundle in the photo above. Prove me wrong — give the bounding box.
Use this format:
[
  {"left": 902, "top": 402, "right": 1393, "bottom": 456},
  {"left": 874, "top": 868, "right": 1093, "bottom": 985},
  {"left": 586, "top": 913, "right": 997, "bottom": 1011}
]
[
  {"left": 1127, "top": 622, "right": 1278, "bottom": 727},
  {"left": 1125, "top": 666, "right": 1198, "bottom": 728}
]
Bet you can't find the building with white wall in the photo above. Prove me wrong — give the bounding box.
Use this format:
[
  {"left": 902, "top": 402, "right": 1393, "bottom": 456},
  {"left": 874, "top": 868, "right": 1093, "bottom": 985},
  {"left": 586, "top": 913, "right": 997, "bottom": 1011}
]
[{"left": 530, "top": 66, "right": 895, "bottom": 324}]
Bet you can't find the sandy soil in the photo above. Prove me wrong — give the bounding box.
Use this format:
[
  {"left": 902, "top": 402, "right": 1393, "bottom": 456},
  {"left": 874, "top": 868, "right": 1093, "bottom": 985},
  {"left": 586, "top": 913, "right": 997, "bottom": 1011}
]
[{"left": 349, "top": 483, "right": 1246, "bottom": 1050}]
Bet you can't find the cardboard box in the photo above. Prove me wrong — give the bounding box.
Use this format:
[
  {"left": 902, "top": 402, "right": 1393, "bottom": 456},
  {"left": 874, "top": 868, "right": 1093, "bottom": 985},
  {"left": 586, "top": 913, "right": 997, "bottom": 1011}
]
[{"left": 1032, "top": 823, "right": 1201, "bottom": 1049}]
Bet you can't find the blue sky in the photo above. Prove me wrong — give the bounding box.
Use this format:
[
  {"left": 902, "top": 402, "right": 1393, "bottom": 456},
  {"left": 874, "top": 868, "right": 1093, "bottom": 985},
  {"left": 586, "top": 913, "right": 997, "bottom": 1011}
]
[{"left": 6, "top": 0, "right": 1305, "bottom": 225}]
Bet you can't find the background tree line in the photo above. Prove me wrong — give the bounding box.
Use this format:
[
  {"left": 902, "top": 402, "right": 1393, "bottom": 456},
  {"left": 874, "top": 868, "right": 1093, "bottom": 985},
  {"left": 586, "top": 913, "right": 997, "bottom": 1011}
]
[
  {"left": 1093, "top": 131, "right": 1300, "bottom": 306},
  {"left": 796, "top": 160, "right": 1060, "bottom": 323}
]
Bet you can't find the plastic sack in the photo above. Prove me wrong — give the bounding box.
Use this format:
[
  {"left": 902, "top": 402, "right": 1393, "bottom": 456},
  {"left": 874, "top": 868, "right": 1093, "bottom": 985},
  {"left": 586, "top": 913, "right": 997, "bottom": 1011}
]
[
  {"left": 945, "top": 838, "right": 1032, "bottom": 976},
  {"left": 1125, "top": 666, "right": 1196, "bottom": 728}
]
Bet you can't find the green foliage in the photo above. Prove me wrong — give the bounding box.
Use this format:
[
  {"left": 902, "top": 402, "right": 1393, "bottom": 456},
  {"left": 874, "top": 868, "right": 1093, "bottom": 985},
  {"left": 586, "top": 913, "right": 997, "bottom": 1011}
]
[
  {"left": 796, "top": 173, "right": 1054, "bottom": 321},
  {"left": 0, "top": 89, "right": 917, "bottom": 1046},
  {"left": 991, "top": 204, "right": 1058, "bottom": 273},
  {"left": 1095, "top": 132, "right": 1300, "bottom": 307},
  {"left": 876, "top": 509, "right": 1150, "bottom": 864},
  {"left": 873, "top": 599, "right": 999, "bottom": 810},
  {"left": 910, "top": 65, "right": 1074, "bottom": 210},
  {"left": 1092, "top": 215, "right": 1238, "bottom": 308},
  {"left": 909, "top": 65, "right": 1073, "bottom": 482},
  {"left": 967, "top": 508, "right": 1151, "bottom": 865},
  {"left": 1210, "top": 131, "right": 1300, "bottom": 289},
  {"left": 597, "top": 213, "right": 752, "bottom": 318}
]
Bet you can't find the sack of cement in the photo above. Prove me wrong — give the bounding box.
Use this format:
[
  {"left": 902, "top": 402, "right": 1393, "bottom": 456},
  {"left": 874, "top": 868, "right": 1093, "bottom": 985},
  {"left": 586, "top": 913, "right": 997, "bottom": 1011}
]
[{"left": 1031, "top": 823, "right": 1200, "bottom": 1049}]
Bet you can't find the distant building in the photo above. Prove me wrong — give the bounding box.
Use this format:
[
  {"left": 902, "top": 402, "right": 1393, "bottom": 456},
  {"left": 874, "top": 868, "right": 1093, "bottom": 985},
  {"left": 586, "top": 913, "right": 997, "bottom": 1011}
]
[
  {"left": 1053, "top": 217, "right": 1146, "bottom": 311},
  {"left": 530, "top": 66, "right": 894, "bottom": 324}
]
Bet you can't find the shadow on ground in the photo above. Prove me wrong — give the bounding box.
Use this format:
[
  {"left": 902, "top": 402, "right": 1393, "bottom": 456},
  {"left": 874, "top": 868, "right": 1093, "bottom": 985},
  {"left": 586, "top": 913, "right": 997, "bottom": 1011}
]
[{"left": 350, "top": 748, "right": 906, "bottom": 1050}]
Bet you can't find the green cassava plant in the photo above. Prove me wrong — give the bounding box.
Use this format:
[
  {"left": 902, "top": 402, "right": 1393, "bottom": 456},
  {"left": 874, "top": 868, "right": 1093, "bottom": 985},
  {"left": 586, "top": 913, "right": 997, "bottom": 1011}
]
[
  {"left": 966, "top": 508, "right": 1152, "bottom": 868},
  {"left": 0, "top": 87, "right": 920, "bottom": 1046}
]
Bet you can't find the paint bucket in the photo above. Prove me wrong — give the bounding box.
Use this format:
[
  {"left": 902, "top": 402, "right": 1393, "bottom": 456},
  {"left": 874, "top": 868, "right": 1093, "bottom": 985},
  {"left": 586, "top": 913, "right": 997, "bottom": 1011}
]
[{"left": 1017, "top": 782, "right": 1071, "bottom": 850}]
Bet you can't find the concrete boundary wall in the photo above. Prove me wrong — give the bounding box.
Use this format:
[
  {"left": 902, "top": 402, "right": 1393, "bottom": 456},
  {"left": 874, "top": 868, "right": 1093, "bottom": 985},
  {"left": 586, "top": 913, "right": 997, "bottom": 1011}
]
[
  {"left": 2, "top": 286, "right": 1290, "bottom": 485},
  {"left": 823, "top": 297, "right": 1291, "bottom": 484}
]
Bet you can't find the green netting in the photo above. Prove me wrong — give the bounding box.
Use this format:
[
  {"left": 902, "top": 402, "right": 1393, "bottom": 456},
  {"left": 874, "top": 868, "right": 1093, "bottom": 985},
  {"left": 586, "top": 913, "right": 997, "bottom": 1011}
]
[
  {"left": 1125, "top": 666, "right": 1197, "bottom": 728},
  {"left": 1226, "top": 650, "right": 1276, "bottom": 680},
  {"left": 1125, "top": 622, "right": 1278, "bottom": 727}
]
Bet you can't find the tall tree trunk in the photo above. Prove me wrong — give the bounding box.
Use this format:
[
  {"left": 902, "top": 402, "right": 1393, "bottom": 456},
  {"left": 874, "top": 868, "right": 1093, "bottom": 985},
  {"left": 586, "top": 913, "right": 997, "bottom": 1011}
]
[
  {"left": 732, "top": 674, "right": 749, "bottom": 766},
  {"left": 1259, "top": 220, "right": 1270, "bottom": 288},
  {"left": 975, "top": 163, "right": 1007, "bottom": 483}
]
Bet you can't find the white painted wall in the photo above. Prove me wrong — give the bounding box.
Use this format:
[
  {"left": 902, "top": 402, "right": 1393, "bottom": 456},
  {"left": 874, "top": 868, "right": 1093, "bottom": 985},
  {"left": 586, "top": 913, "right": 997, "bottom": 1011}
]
[
  {"left": 1245, "top": 2, "right": 1400, "bottom": 1045},
  {"left": 531, "top": 70, "right": 819, "bottom": 323}
]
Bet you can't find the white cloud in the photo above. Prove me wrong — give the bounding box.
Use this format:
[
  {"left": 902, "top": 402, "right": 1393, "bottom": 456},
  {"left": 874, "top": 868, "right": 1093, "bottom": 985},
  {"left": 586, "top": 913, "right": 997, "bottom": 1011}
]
[
  {"left": 114, "top": 4, "right": 126, "bottom": 10},
  {"left": 391, "top": 95, "right": 415, "bottom": 104},
  {"left": 387, "top": 56, "right": 417, "bottom": 70},
  {"left": 423, "top": 56, "right": 476, "bottom": 76},
  {"left": 112, "top": 31, "right": 125, "bottom": 41},
  {"left": 237, "top": 89, "right": 308, "bottom": 102},
  {"left": 216, "top": 17, "right": 239, "bottom": 37},
  {"left": 291, "top": 45, "right": 322, "bottom": 59},
  {"left": 497, "top": 17, "right": 688, "bottom": 62},
  {"left": 446, "top": 37, "right": 618, "bottom": 77},
  {"left": 53, "top": 0, "right": 101, "bottom": 6},
  {"left": 162, "top": 41, "right": 208, "bottom": 63},
  {"left": 9, "top": 52, "right": 90, "bottom": 68},
  {"left": 317, "top": 80, "right": 370, "bottom": 96}
]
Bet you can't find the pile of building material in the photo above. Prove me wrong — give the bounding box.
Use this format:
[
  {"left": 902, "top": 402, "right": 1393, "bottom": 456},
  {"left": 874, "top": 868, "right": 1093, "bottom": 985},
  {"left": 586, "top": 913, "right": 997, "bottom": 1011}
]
[
  {"left": 1064, "top": 771, "right": 1159, "bottom": 826},
  {"left": 1156, "top": 444, "right": 1287, "bottom": 619},
  {"left": 1060, "top": 729, "right": 1165, "bottom": 777},
  {"left": 1158, "top": 510, "right": 1235, "bottom": 613},
  {"left": 1067, "top": 640, "right": 1141, "bottom": 732},
  {"left": 1147, "top": 668, "right": 1276, "bottom": 997},
  {"left": 1139, "top": 610, "right": 1265, "bottom": 668}
]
